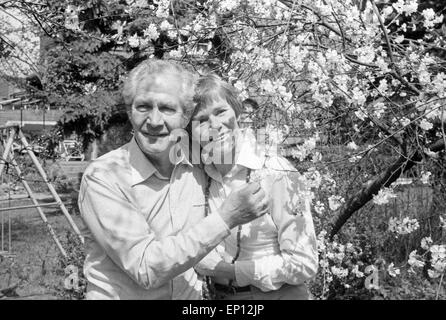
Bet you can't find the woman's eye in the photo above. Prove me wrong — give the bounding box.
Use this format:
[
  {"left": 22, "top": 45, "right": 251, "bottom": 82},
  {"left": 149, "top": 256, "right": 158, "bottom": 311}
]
[{"left": 216, "top": 110, "right": 226, "bottom": 115}]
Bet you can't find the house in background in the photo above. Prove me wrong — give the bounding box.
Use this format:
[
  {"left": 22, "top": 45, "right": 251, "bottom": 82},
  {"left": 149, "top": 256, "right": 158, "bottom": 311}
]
[{"left": 0, "top": 77, "right": 63, "bottom": 131}]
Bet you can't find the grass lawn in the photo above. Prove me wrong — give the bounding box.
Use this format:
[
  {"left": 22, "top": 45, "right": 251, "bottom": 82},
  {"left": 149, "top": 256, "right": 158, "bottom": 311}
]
[{"left": 0, "top": 194, "right": 84, "bottom": 300}]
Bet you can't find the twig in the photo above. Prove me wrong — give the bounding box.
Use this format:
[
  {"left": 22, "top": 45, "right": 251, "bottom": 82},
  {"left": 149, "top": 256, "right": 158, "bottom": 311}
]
[
  {"left": 322, "top": 100, "right": 446, "bottom": 165},
  {"left": 369, "top": 0, "right": 420, "bottom": 95},
  {"left": 442, "top": 105, "right": 446, "bottom": 155},
  {"left": 436, "top": 272, "right": 444, "bottom": 300},
  {"left": 330, "top": 4, "right": 346, "bottom": 51}
]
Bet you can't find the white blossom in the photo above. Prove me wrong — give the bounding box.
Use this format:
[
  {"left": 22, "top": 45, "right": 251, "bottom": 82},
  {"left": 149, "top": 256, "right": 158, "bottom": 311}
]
[
  {"left": 349, "top": 155, "right": 362, "bottom": 163},
  {"left": 408, "top": 250, "right": 425, "bottom": 268},
  {"left": 403, "top": 0, "right": 418, "bottom": 16},
  {"left": 351, "top": 87, "right": 367, "bottom": 106},
  {"left": 347, "top": 141, "right": 359, "bottom": 150},
  {"left": 420, "top": 171, "right": 431, "bottom": 185},
  {"left": 421, "top": 237, "right": 433, "bottom": 250},
  {"left": 373, "top": 102, "right": 387, "bottom": 118},
  {"left": 304, "top": 120, "right": 315, "bottom": 129},
  {"left": 422, "top": 8, "right": 444, "bottom": 28},
  {"left": 331, "top": 266, "right": 349, "bottom": 278},
  {"left": 143, "top": 24, "right": 159, "bottom": 41},
  {"left": 159, "top": 20, "right": 173, "bottom": 31},
  {"left": 351, "top": 265, "right": 364, "bottom": 278},
  {"left": 128, "top": 34, "right": 140, "bottom": 48},
  {"left": 355, "top": 109, "right": 367, "bottom": 121},
  {"left": 314, "top": 201, "right": 325, "bottom": 215},
  {"left": 168, "top": 48, "right": 183, "bottom": 59},
  {"left": 400, "top": 117, "right": 411, "bottom": 126},
  {"left": 428, "top": 269, "right": 442, "bottom": 278},
  {"left": 373, "top": 188, "right": 397, "bottom": 205},
  {"left": 389, "top": 217, "right": 419, "bottom": 235},
  {"left": 439, "top": 216, "right": 446, "bottom": 230},
  {"left": 328, "top": 195, "right": 344, "bottom": 211},
  {"left": 419, "top": 119, "right": 433, "bottom": 131},
  {"left": 387, "top": 263, "right": 400, "bottom": 277},
  {"left": 154, "top": 0, "right": 170, "bottom": 18},
  {"left": 218, "top": 0, "right": 240, "bottom": 12}
]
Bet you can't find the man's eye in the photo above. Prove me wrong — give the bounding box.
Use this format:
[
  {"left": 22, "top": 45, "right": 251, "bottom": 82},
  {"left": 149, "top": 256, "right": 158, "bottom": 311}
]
[
  {"left": 136, "top": 105, "right": 151, "bottom": 112},
  {"left": 159, "top": 105, "right": 176, "bottom": 114},
  {"left": 216, "top": 110, "right": 226, "bottom": 115}
]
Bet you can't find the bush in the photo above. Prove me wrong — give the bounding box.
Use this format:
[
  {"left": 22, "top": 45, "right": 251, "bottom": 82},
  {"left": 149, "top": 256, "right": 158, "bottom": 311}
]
[{"left": 54, "top": 231, "right": 87, "bottom": 300}]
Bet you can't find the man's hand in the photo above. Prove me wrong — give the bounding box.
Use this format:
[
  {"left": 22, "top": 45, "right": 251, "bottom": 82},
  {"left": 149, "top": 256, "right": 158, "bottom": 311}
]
[{"left": 218, "top": 181, "right": 269, "bottom": 229}]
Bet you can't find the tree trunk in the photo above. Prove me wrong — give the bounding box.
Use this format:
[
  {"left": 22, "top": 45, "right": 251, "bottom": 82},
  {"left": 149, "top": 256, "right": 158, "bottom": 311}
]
[
  {"left": 329, "top": 139, "right": 445, "bottom": 239},
  {"left": 89, "top": 138, "right": 99, "bottom": 160}
]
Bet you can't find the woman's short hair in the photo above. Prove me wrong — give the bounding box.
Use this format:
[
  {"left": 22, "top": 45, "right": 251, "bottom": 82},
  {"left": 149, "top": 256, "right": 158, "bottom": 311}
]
[
  {"left": 193, "top": 74, "right": 243, "bottom": 118},
  {"left": 122, "top": 59, "right": 197, "bottom": 116}
]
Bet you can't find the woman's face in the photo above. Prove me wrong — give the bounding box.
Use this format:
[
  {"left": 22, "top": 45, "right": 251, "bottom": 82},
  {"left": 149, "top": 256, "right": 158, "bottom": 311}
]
[{"left": 191, "top": 96, "right": 240, "bottom": 164}]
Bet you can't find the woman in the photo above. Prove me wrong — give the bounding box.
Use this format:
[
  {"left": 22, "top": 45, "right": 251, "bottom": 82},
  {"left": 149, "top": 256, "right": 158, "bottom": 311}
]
[{"left": 191, "top": 74, "right": 318, "bottom": 300}]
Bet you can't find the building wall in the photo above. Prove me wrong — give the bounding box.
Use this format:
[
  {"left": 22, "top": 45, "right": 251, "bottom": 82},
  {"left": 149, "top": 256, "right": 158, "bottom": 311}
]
[
  {"left": 0, "top": 79, "right": 9, "bottom": 99},
  {"left": 0, "top": 79, "right": 22, "bottom": 100},
  {"left": 0, "top": 109, "right": 63, "bottom": 126}
]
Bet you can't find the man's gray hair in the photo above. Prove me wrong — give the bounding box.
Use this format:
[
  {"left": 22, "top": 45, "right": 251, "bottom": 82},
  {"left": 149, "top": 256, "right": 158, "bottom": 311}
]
[{"left": 122, "top": 59, "right": 197, "bottom": 116}]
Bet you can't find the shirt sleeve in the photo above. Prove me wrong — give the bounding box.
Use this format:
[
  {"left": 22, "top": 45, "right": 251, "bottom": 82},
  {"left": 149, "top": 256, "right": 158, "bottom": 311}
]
[
  {"left": 194, "top": 244, "right": 227, "bottom": 275},
  {"left": 234, "top": 170, "right": 318, "bottom": 291},
  {"left": 79, "top": 172, "right": 230, "bottom": 290}
]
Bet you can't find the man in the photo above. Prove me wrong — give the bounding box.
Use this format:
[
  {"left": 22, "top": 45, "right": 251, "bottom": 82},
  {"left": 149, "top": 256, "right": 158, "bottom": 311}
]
[{"left": 78, "top": 59, "right": 269, "bottom": 299}]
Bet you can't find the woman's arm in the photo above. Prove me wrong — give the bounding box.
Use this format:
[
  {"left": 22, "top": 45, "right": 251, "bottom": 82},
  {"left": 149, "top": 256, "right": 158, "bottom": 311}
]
[{"left": 233, "top": 167, "right": 319, "bottom": 291}]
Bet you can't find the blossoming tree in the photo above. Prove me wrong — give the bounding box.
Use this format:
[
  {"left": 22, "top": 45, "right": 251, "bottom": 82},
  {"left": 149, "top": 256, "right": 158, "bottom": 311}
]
[{"left": 1, "top": 0, "right": 445, "bottom": 298}]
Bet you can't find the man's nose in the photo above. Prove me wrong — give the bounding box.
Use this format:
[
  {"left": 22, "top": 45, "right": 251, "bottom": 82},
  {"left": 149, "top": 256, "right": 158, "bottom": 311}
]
[{"left": 146, "top": 108, "right": 164, "bottom": 127}]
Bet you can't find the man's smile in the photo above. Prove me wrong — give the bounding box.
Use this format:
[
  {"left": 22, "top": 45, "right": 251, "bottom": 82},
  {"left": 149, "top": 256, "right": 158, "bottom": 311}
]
[{"left": 142, "top": 132, "right": 170, "bottom": 138}]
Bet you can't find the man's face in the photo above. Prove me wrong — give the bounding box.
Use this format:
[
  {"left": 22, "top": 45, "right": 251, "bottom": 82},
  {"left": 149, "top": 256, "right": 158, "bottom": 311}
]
[{"left": 129, "top": 73, "right": 187, "bottom": 159}]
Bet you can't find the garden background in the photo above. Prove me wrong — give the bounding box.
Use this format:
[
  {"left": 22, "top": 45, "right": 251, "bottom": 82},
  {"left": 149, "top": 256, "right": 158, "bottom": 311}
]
[{"left": 0, "top": 0, "right": 445, "bottom": 299}]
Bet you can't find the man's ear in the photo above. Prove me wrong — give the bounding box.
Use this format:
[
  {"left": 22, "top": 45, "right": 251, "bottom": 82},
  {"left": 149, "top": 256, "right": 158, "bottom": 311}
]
[{"left": 126, "top": 106, "right": 132, "bottom": 118}]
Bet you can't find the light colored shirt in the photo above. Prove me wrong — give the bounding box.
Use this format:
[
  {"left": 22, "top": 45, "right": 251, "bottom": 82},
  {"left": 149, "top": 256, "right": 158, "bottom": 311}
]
[
  {"left": 78, "top": 138, "right": 230, "bottom": 300},
  {"left": 198, "top": 129, "right": 318, "bottom": 292}
]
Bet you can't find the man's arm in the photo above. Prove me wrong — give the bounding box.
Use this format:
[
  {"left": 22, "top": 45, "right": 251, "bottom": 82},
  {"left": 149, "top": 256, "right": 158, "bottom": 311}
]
[
  {"left": 195, "top": 245, "right": 236, "bottom": 280},
  {"left": 79, "top": 172, "right": 268, "bottom": 290}
]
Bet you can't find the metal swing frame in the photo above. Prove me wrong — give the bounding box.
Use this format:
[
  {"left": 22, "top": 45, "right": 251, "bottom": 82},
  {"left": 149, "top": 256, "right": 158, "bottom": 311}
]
[{"left": 0, "top": 124, "right": 84, "bottom": 258}]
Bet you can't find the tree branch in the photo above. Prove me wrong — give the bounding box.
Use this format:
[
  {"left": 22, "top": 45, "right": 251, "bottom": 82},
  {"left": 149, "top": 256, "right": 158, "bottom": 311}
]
[
  {"left": 329, "top": 138, "right": 445, "bottom": 239},
  {"left": 369, "top": 0, "right": 420, "bottom": 95}
]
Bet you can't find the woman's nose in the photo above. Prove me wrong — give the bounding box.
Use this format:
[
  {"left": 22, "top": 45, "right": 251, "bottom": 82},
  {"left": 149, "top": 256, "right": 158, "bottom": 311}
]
[{"left": 209, "top": 115, "right": 221, "bottom": 129}]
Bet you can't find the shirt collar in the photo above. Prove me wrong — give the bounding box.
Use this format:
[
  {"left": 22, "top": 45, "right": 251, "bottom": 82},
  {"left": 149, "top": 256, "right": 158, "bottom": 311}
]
[
  {"left": 204, "top": 128, "right": 266, "bottom": 182},
  {"left": 234, "top": 128, "right": 266, "bottom": 170},
  {"left": 128, "top": 137, "right": 192, "bottom": 186}
]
